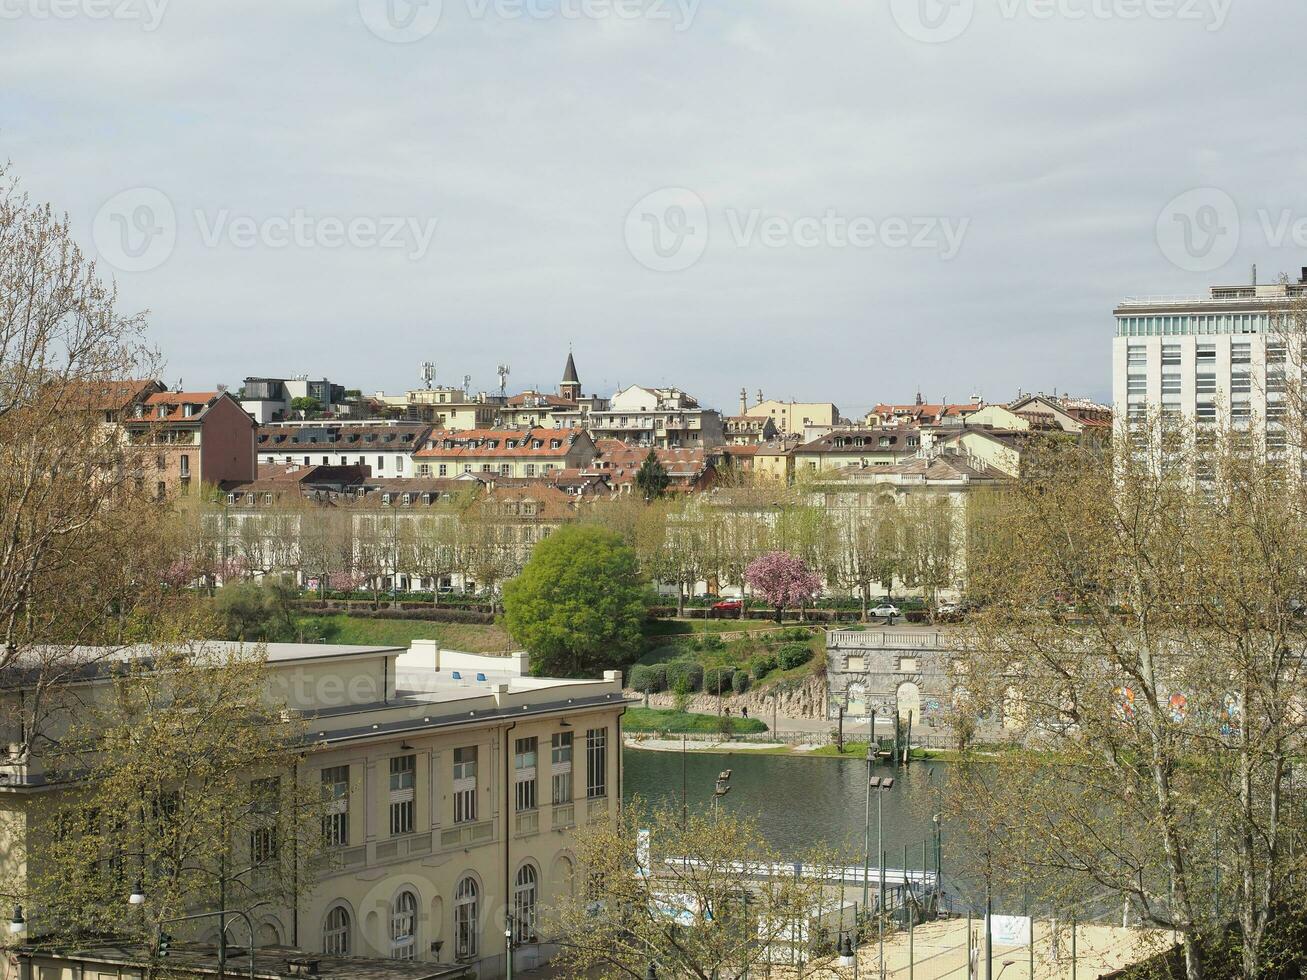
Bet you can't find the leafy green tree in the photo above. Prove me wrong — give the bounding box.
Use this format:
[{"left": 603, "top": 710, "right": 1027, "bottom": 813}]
[
  {"left": 502, "top": 525, "right": 646, "bottom": 676},
  {"left": 635, "top": 450, "right": 670, "bottom": 501},
  {"left": 214, "top": 578, "right": 298, "bottom": 641},
  {"left": 290, "top": 395, "right": 322, "bottom": 415}
]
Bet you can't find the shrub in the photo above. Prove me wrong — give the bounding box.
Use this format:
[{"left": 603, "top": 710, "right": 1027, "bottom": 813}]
[
  {"left": 704, "top": 666, "right": 735, "bottom": 694},
  {"left": 750, "top": 654, "right": 778, "bottom": 680},
  {"left": 628, "top": 664, "right": 667, "bottom": 693},
  {"left": 700, "top": 635, "right": 726, "bottom": 652},
  {"left": 778, "top": 643, "right": 813, "bottom": 671},
  {"left": 665, "top": 660, "right": 703, "bottom": 693},
  {"left": 731, "top": 670, "right": 750, "bottom": 695}
]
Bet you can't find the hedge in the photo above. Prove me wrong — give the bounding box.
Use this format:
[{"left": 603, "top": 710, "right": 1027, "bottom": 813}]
[
  {"left": 665, "top": 660, "right": 704, "bottom": 693},
  {"left": 704, "top": 666, "right": 736, "bottom": 695},
  {"left": 628, "top": 664, "right": 668, "bottom": 693},
  {"left": 731, "top": 670, "right": 750, "bottom": 695},
  {"left": 778, "top": 643, "right": 814, "bottom": 671},
  {"left": 750, "top": 654, "right": 779, "bottom": 680}
]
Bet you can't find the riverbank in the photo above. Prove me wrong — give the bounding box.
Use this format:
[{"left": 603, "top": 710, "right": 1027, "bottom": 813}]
[{"left": 623, "top": 733, "right": 975, "bottom": 761}]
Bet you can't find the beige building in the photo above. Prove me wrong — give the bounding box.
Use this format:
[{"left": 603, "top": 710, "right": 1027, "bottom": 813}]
[
  {"left": 741, "top": 396, "right": 840, "bottom": 435},
  {"left": 413, "top": 428, "right": 597, "bottom": 479},
  {"left": 0, "top": 641, "right": 628, "bottom": 979},
  {"left": 574, "top": 386, "right": 725, "bottom": 448},
  {"left": 792, "top": 428, "right": 923, "bottom": 474},
  {"left": 372, "top": 389, "right": 500, "bottom": 431}
]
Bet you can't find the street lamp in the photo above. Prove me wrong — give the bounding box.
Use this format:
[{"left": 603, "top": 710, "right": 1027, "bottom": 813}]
[
  {"left": 9, "top": 906, "right": 25, "bottom": 936},
  {"left": 837, "top": 934, "right": 856, "bottom": 968},
  {"left": 713, "top": 770, "right": 732, "bottom": 819},
  {"left": 129, "top": 881, "right": 146, "bottom": 906},
  {"left": 868, "top": 776, "right": 894, "bottom": 980},
  {"left": 126, "top": 887, "right": 256, "bottom": 980}
]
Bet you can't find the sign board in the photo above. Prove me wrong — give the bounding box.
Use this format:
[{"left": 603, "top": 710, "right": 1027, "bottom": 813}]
[{"left": 988, "top": 914, "right": 1031, "bottom": 946}]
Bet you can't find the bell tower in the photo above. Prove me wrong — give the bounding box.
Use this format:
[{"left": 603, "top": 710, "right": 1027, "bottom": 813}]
[{"left": 559, "top": 352, "right": 581, "bottom": 401}]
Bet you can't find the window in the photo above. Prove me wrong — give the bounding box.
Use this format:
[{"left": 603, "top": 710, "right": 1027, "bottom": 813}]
[
  {"left": 513, "top": 865, "right": 538, "bottom": 944},
  {"left": 1161, "top": 374, "right": 1181, "bottom": 395},
  {"left": 1231, "top": 342, "right": 1251, "bottom": 365},
  {"left": 1231, "top": 371, "right": 1252, "bottom": 395},
  {"left": 454, "top": 877, "right": 479, "bottom": 959},
  {"left": 585, "top": 728, "right": 607, "bottom": 798},
  {"left": 551, "top": 732, "right": 573, "bottom": 804},
  {"left": 1268, "top": 341, "right": 1287, "bottom": 365},
  {"left": 1195, "top": 372, "right": 1216, "bottom": 395},
  {"left": 1126, "top": 346, "right": 1146, "bottom": 366},
  {"left": 1126, "top": 375, "right": 1146, "bottom": 396},
  {"left": 390, "top": 890, "right": 418, "bottom": 960},
  {"left": 453, "top": 747, "right": 477, "bottom": 823},
  {"left": 322, "top": 766, "right": 349, "bottom": 847},
  {"left": 1162, "top": 344, "right": 1181, "bottom": 366},
  {"left": 515, "top": 737, "right": 538, "bottom": 812},
  {"left": 1196, "top": 403, "right": 1217, "bottom": 422},
  {"left": 250, "top": 777, "right": 280, "bottom": 865},
  {"left": 389, "top": 755, "right": 416, "bottom": 836},
  {"left": 1196, "top": 343, "right": 1216, "bottom": 363},
  {"left": 323, "top": 906, "right": 351, "bottom": 956}
]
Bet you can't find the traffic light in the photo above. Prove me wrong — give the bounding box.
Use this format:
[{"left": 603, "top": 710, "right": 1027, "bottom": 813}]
[{"left": 157, "top": 932, "right": 172, "bottom": 958}]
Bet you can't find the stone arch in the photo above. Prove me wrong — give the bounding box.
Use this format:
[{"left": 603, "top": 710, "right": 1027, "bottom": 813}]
[{"left": 896, "top": 681, "right": 921, "bottom": 724}]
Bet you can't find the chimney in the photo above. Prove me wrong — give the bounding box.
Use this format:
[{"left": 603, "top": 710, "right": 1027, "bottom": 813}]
[{"left": 740, "top": 387, "right": 748, "bottom": 415}]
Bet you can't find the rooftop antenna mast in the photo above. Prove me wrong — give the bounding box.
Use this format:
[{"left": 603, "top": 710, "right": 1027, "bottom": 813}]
[
  {"left": 419, "top": 361, "right": 436, "bottom": 390},
  {"left": 463, "top": 374, "right": 472, "bottom": 395},
  {"left": 497, "top": 364, "right": 511, "bottom": 400}
]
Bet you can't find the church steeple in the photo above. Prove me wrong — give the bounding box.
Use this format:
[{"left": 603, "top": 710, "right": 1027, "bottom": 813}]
[{"left": 559, "top": 352, "right": 581, "bottom": 401}]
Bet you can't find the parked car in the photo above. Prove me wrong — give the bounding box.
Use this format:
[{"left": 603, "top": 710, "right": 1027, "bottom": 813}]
[
  {"left": 869, "top": 603, "right": 900, "bottom": 619},
  {"left": 936, "top": 600, "right": 961, "bottom": 616},
  {"left": 712, "top": 599, "right": 743, "bottom": 617}
]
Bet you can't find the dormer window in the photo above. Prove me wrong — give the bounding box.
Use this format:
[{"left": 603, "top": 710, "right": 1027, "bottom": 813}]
[
  {"left": 550, "top": 440, "right": 561, "bottom": 449},
  {"left": 382, "top": 493, "right": 393, "bottom": 505},
  {"left": 533, "top": 440, "right": 542, "bottom": 449}
]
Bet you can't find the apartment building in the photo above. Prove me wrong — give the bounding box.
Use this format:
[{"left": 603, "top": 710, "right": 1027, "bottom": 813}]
[
  {"left": 572, "top": 385, "right": 725, "bottom": 448},
  {"left": 414, "top": 428, "right": 597, "bottom": 480},
  {"left": 123, "top": 389, "right": 257, "bottom": 498},
  {"left": 741, "top": 396, "right": 841, "bottom": 435},
  {"left": 1112, "top": 272, "right": 1307, "bottom": 445},
  {"left": 791, "top": 428, "right": 923, "bottom": 473},
  {"left": 258, "top": 422, "right": 432, "bottom": 478},
  {"left": 722, "top": 415, "right": 778, "bottom": 445},
  {"left": 372, "top": 388, "right": 500, "bottom": 431},
  {"left": 240, "top": 376, "right": 349, "bottom": 423},
  {"left": 0, "top": 641, "right": 628, "bottom": 978},
  {"left": 587, "top": 442, "right": 718, "bottom": 494}
]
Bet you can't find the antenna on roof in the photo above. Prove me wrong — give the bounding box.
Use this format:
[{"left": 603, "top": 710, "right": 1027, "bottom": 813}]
[
  {"left": 497, "top": 364, "right": 511, "bottom": 400},
  {"left": 420, "top": 362, "right": 436, "bottom": 389},
  {"left": 175, "top": 378, "right": 183, "bottom": 392},
  {"left": 463, "top": 375, "right": 471, "bottom": 394}
]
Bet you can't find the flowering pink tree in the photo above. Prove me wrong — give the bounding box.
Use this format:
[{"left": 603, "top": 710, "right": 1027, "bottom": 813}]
[
  {"left": 161, "top": 558, "right": 197, "bottom": 591},
  {"left": 744, "top": 551, "right": 822, "bottom": 623},
  {"left": 327, "top": 570, "right": 367, "bottom": 595}
]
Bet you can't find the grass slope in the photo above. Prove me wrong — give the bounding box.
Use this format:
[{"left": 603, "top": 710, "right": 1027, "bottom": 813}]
[
  {"left": 624, "top": 706, "right": 768, "bottom": 734},
  {"left": 295, "top": 615, "right": 514, "bottom": 653}
]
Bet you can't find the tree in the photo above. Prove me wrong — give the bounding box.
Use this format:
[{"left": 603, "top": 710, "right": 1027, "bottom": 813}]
[
  {"left": 544, "top": 802, "right": 847, "bottom": 980},
  {"left": 744, "top": 551, "right": 821, "bottom": 623},
  {"left": 635, "top": 449, "right": 670, "bottom": 501},
  {"left": 502, "top": 525, "right": 646, "bottom": 676},
  {"left": 897, "top": 493, "right": 961, "bottom": 618},
  {"left": 950, "top": 426, "right": 1307, "bottom": 980},
  {"left": 31, "top": 637, "right": 326, "bottom": 977},
  {"left": 289, "top": 395, "right": 322, "bottom": 415},
  {"left": 214, "top": 578, "right": 298, "bottom": 641}
]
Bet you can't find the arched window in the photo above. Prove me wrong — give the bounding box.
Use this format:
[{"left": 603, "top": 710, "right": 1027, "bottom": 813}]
[
  {"left": 513, "top": 865, "right": 538, "bottom": 944},
  {"left": 391, "top": 890, "right": 418, "bottom": 960},
  {"left": 322, "top": 905, "right": 351, "bottom": 956},
  {"left": 454, "top": 876, "right": 479, "bottom": 960}
]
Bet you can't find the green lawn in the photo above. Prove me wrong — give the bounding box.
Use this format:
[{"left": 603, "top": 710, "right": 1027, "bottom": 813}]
[
  {"left": 642, "top": 618, "right": 792, "bottom": 637},
  {"left": 295, "top": 615, "right": 515, "bottom": 654},
  {"left": 623, "top": 707, "right": 769, "bottom": 734}
]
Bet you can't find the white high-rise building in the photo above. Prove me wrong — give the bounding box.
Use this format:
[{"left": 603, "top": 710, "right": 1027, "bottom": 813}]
[{"left": 1112, "top": 269, "right": 1307, "bottom": 451}]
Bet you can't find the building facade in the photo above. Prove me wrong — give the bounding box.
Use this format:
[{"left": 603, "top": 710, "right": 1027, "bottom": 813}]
[
  {"left": 124, "top": 390, "right": 257, "bottom": 499},
  {"left": 258, "top": 422, "right": 432, "bottom": 478},
  {"left": 571, "top": 386, "right": 724, "bottom": 449},
  {"left": 741, "top": 397, "right": 840, "bottom": 435},
  {"left": 1112, "top": 272, "right": 1307, "bottom": 445},
  {"left": 414, "top": 428, "right": 597, "bottom": 480},
  {"left": 0, "top": 641, "right": 628, "bottom": 979}
]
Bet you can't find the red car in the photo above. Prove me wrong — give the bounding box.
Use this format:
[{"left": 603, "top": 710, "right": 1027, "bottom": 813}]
[{"left": 712, "top": 599, "right": 743, "bottom": 616}]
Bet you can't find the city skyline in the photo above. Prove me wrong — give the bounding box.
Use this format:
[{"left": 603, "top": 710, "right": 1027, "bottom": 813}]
[{"left": 7, "top": 1, "right": 1307, "bottom": 416}]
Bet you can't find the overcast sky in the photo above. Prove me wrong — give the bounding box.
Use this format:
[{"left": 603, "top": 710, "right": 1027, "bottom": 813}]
[{"left": 4, "top": 0, "right": 1305, "bottom": 418}]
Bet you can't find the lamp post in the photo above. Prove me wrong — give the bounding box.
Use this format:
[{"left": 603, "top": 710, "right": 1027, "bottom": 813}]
[
  {"left": 505, "top": 926, "right": 514, "bottom": 980},
  {"left": 713, "top": 769, "right": 732, "bottom": 820},
  {"left": 868, "top": 776, "right": 893, "bottom": 980},
  {"left": 861, "top": 709, "right": 877, "bottom": 910},
  {"left": 9, "top": 906, "right": 26, "bottom": 937},
  {"left": 127, "top": 888, "right": 257, "bottom": 980}
]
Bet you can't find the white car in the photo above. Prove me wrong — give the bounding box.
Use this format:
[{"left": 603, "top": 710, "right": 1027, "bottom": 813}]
[
  {"left": 937, "top": 601, "right": 961, "bottom": 616},
  {"left": 870, "top": 603, "right": 900, "bottom": 618}
]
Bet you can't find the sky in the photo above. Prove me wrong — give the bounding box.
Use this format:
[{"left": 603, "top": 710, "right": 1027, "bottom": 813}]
[{"left": 4, "top": 0, "right": 1306, "bottom": 420}]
